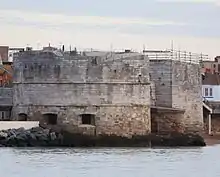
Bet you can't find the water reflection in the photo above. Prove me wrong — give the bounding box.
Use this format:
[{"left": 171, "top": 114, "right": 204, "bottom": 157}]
[{"left": 0, "top": 145, "right": 219, "bottom": 177}]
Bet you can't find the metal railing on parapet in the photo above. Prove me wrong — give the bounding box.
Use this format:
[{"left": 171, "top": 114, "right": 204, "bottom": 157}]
[
  {"left": 65, "top": 48, "right": 210, "bottom": 64},
  {"left": 143, "top": 49, "right": 210, "bottom": 64}
]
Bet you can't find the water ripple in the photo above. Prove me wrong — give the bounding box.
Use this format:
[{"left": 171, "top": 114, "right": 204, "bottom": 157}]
[{"left": 0, "top": 145, "right": 219, "bottom": 177}]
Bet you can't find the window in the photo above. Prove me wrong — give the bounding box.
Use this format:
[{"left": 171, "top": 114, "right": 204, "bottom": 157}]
[
  {"left": 205, "top": 88, "right": 209, "bottom": 96},
  {"left": 43, "top": 113, "right": 58, "bottom": 125},
  {"left": 204, "top": 87, "right": 213, "bottom": 97},
  {"left": 210, "top": 88, "right": 213, "bottom": 97},
  {"left": 81, "top": 114, "right": 95, "bottom": 125}
]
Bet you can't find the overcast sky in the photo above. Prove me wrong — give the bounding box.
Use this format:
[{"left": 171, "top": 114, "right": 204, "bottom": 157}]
[{"left": 0, "top": 0, "right": 219, "bottom": 58}]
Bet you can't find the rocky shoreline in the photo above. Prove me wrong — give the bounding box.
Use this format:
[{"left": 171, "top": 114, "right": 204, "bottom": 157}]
[{"left": 0, "top": 127, "right": 206, "bottom": 147}]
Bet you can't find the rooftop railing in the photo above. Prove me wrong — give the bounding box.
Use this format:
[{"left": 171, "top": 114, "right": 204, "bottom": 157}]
[{"left": 143, "top": 49, "right": 210, "bottom": 64}]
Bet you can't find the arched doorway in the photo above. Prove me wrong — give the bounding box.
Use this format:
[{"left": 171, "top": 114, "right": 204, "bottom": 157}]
[
  {"left": 43, "top": 113, "right": 58, "bottom": 125},
  {"left": 18, "top": 113, "right": 28, "bottom": 121}
]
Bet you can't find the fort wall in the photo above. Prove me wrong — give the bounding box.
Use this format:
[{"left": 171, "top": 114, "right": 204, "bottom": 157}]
[{"left": 12, "top": 51, "right": 151, "bottom": 137}]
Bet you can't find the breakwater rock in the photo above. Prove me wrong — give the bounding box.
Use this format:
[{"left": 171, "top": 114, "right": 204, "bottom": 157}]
[{"left": 0, "top": 127, "right": 206, "bottom": 147}]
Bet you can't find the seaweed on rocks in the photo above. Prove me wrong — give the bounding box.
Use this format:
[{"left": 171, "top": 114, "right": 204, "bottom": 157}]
[{"left": 0, "top": 127, "right": 206, "bottom": 147}]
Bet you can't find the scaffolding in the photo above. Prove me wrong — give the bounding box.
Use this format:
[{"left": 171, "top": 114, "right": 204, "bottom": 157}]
[{"left": 143, "top": 49, "right": 209, "bottom": 64}]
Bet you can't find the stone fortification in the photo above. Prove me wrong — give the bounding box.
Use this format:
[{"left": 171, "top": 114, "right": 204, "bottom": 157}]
[
  {"left": 12, "top": 50, "right": 151, "bottom": 137},
  {"left": 150, "top": 58, "right": 203, "bottom": 134}
]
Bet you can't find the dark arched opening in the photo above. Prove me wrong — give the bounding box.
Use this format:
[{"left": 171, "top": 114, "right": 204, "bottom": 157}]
[
  {"left": 43, "top": 113, "right": 58, "bottom": 125},
  {"left": 18, "top": 113, "right": 28, "bottom": 121},
  {"left": 81, "top": 114, "right": 95, "bottom": 125}
]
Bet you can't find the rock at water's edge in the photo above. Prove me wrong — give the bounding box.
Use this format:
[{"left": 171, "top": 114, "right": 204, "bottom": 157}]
[{"left": 0, "top": 127, "right": 206, "bottom": 147}]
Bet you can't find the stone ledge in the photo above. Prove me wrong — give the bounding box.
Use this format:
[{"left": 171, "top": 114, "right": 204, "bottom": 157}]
[
  {"left": 14, "top": 104, "right": 151, "bottom": 107},
  {"left": 13, "top": 82, "right": 151, "bottom": 85},
  {"left": 151, "top": 106, "right": 185, "bottom": 113}
]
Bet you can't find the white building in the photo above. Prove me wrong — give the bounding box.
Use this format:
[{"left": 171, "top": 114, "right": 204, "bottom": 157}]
[
  {"left": 202, "top": 73, "right": 220, "bottom": 101},
  {"left": 8, "top": 48, "right": 25, "bottom": 62},
  {"left": 202, "top": 73, "right": 220, "bottom": 135}
]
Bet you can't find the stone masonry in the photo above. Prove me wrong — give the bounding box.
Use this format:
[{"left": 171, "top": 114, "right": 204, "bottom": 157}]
[
  {"left": 11, "top": 48, "right": 204, "bottom": 137},
  {"left": 172, "top": 61, "right": 203, "bottom": 132},
  {"left": 12, "top": 50, "right": 151, "bottom": 137},
  {"left": 150, "top": 59, "right": 203, "bottom": 134}
]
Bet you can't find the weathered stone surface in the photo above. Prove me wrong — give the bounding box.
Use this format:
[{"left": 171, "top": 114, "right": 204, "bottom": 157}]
[
  {"left": 172, "top": 61, "right": 203, "bottom": 133},
  {"left": 12, "top": 51, "right": 151, "bottom": 137},
  {"left": 151, "top": 111, "right": 184, "bottom": 134},
  {"left": 149, "top": 60, "right": 172, "bottom": 107},
  {"left": 11, "top": 50, "right": 204, "bottom": 137},
  {"left": 150, "top": 59, "right": 203, "bottom": 134},
  {"left": 20, "top": 105, "right": 151, "bottom": 137},
  {"left": 0, "top": 88, "right": 13, "bottom": 106},
  {"left": 96, "top": 106, "right": 150, "bottom": 137}
]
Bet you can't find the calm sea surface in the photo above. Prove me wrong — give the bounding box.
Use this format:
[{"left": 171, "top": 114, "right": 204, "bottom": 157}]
[{"left": 0, "top": 145, "right": 219, "bottom": 177}]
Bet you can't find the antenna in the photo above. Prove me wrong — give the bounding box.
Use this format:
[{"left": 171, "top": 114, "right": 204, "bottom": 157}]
[
  {"left": 170, "top": 40, "right": 174, "bottom": 59},
  {"left": 171, "top": 40, "right": 174, "bottom": 51},
  {"left": 143, "top": 44, "right": 146, "bottom": 53},
  {"left": 178, "top": 45, "right": 181, "bottom": 61}
]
